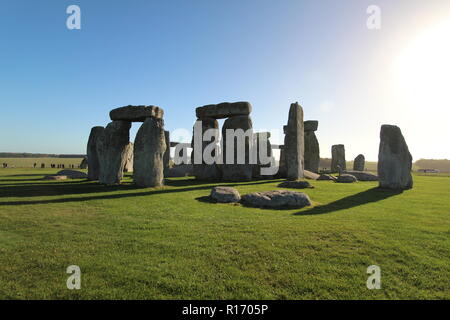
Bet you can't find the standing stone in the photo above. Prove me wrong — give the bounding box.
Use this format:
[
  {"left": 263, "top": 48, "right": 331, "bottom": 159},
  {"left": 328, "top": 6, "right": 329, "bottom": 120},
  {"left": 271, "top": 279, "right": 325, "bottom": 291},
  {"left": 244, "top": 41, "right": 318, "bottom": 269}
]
[
  {"left": 97, "top": 121, "right": 131, "bottom": 185},
  {"left": 378, "top": 125, "right": 413, "bottom": 190},
  {"left": 79, "top": 157, "right": 88, "bottom": 169},
  {"left": 252, "top": 132, "right": 274, "bottom": 179},
  {"left": 277, "top": 145, "right": 287, "bottom": 178},
  {"left": 192, "top": 118, "right": 221, "bottom": 180},
  {"left": 163, "top": 131, "right": 170, "bottom": 174},
  {"left": 87, "top": 126, "right": 105, "bottom": 180},
  {"left": 353, "top": 154, "right": 365, "bottom": 171},
  {"left": 222, "top": 115, "right": 253, "bottom": 181},
  {"left": 284, "top": 102, "right": 304, "bottom": 180},
  {"left": 123, "top": 142, "right": 134, "bottom": 172},
  {"left": 133, "top": 118, "right": 166, "bottom": 187},
  {"left": 331, "top": 144, "right": 346, "bottom": 173},
  {"left": 304, "top": 120, "right": 320, "bottom": 173}
]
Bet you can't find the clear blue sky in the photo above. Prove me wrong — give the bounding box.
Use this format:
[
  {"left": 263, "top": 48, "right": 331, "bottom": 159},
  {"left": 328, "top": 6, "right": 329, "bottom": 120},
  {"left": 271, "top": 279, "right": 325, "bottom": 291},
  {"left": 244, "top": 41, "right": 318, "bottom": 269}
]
[{"left": 1, "top": 0, "right": 449, "bottom": 160}]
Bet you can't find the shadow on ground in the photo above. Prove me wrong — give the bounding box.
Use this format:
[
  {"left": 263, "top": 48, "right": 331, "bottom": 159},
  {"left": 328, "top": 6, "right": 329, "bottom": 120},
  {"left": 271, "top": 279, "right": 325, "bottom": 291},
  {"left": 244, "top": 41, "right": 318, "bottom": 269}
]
[
  {"left": 0, "top": 177, "right": 279, "bottom": 206},
  {"left": 294, "top": 187, "right": 403, "bottom": 216}
]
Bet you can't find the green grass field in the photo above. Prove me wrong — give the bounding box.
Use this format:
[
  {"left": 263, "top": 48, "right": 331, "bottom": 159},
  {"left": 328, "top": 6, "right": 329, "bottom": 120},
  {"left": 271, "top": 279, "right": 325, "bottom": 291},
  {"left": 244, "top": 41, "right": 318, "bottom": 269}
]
[{"left": 0, "top": 168, "right": 448, "bottom": 299}]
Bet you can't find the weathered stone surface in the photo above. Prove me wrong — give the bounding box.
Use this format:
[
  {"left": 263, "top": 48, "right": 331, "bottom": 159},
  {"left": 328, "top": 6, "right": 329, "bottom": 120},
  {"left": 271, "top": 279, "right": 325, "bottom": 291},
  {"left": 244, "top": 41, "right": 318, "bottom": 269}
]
[
  {"left": 192, "top": 118, "right": 221, "bottom": 181},
  {"left": 163, "top": 131, "right": 170, "bottom": 174},
  {"left": 276, "top": 146, "right": 287, "bottom": 178},
  {"left": 44, "top": 175, "right": 67, "bottom": 180},
  {"left": 278, "top": 180, "right": 313, "bottom": 189},
  {"left": 110, "top": 105, "right": 164, "bottom": 122},
  {"left": 222, "top": 115, "right": 253, "bottom": 181},
  {"left": 317, "top": 174, "right": 336, "bottom": 181},
  {"left": 252, "top": 132, "right": 274, "bottom": 179},
  {"left": 196, "top": 102, "right": 252, "bottom": 119},
  {"left": 304, "top": 170, "right": 320, "bottom": 180},
  {"left": 284, "top": 102, "right": 304, "bottom": 180},
  {"left": 344, "top": 170, "right": 378, "bottom": 181},
  {"left": 331, "top": 144, "right": 346, "bottom": 173},
  {"left": 335, "top": 174, "right": 357, "bottom": 183},
  {"left": 304, "top": 120, "right": 318, "bottom": 132},
  {"left": 56, "top": 170, "right": 88, "bottom": 179},
  {"left": 87, "top": 126, "right": 105, "bottom": 180},
  {"left": 165, "top": 164, "right": 193, "bottom": 177},
  {"left": 378, "top": 125, "right": 413, "bottom": 190},
  {"left": 210, "top": 186, "right": 241, "bottom": 203},
  {"left": 304, "top": 128, "right": 320, "bottom": 173},
  {"left": 242, "top": 190, "right": 312, "bottom": 208},
  {"left": 97, "top": 121, "right": 131, "bottom": 185},
  {"left": 353, "top": 154, "right": 365, "bottom": 171},
  {"left": 79, "top": 157, "right": 88, "bottom": 169},
  {"left": 123, "top": 142, "right": 134, "bottom": 172},
  {"left": 133, "top": 118, "right": 166, "bottom": 187}
]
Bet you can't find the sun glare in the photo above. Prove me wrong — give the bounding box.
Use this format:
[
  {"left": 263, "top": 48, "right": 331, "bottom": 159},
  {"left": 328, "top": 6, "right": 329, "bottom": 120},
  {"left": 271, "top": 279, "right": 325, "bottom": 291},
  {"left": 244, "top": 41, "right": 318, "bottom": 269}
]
[{"left": 394, "top": 21, "right": 450, "bottom": 116}]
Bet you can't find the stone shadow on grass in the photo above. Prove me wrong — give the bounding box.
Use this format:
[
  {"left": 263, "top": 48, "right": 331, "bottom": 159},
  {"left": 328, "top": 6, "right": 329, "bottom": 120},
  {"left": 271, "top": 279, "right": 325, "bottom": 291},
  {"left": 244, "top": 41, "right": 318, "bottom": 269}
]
[
  {"left": 294, "top": 187, "right": 403, "bottom": 216},
  {"left": 0, "top": 178, "right": 278, "bottom": 205}
]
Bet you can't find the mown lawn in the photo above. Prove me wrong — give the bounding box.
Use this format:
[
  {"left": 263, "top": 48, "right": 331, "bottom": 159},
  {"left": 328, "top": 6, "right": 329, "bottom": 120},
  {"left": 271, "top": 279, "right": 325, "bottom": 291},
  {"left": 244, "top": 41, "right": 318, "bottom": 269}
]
[{"left": 0, "top": 168, "right": 448, "bottom": 299}]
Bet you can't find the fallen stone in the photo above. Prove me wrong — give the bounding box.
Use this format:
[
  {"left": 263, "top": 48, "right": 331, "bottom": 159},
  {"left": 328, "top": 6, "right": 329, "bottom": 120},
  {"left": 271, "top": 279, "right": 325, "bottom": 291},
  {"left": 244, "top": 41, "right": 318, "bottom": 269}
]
[
  {"left": 278, "top": 180, "right": 313, "bottom": 189},
  {"left": 378, "top": 124, "right": 413, "bottom": 190},
  {"left": 317, "top": 174, "right": 336, "bottom": 181},
  {"left": 196, "top": 102, "right": 252, "bottom": 119},
  {"left": 344, "top": 171, "right": 378, "bottom": 181},
  {"left": 210, "top": 186, "right": 241, "bottom": 203},
  {"left": 242, "top": 190, "right": 312, "bottom": 208},
  {"left": 110, "top": 105, "right": 164, "bottom": 122},
  {"left": 304, "top": 170, "right": 320, "bottom": 180},
  {"left": 335, "top": 174, "right": 357, "bottom": 183},
  {"left": 44, "top": 175, "right": 67, "bottom": 180},
  {"left": 55, "top": 170, "right": 87, "bottom": 179}
]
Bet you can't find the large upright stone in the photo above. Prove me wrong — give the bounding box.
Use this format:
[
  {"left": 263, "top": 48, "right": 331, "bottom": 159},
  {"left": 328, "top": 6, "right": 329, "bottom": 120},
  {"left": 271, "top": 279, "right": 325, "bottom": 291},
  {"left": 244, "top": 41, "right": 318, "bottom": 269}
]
[
  {"left": 110, "top": 105, "right": 164, "bottom": 122},
  {"left": 87, "top": 126, "right": 104, "bottom": 180},
  {"left": 196, "top": 102, "right": 252, "bottom": 119},
  {"left": 123, "top": 142, "right": 134, "bottom": 172},
  {"left": 163, "top": 131, "right": 170, "bottom": 174},
  {"left": 304, "top": 120, "right": 320, "bottom": 173},
  {"left": 191, "top": 118, "right": 221, "bottom": 180},
  {"left": 252, "top": 132, "right": 274, "bottom": 179},
  {"left": 133, "top": 118, "right": 166, "bottom": 187},
  {"left": 331, "top": 144, "right": 346, "bottom": 173},
  {"left": 97, "top": 121, "right": 131, "bottom": 185},
  {"left": 378, "top": 125, "right": 413, "bottom": 190},
  {"left": 353, "top": 154, "right": 365, "bottom": 171},
  {"left": 222, "top": 115, "right": 253, "bottom": 181},
  {"left": 284, "top": 102, "right": 304, "bottom": 180}
]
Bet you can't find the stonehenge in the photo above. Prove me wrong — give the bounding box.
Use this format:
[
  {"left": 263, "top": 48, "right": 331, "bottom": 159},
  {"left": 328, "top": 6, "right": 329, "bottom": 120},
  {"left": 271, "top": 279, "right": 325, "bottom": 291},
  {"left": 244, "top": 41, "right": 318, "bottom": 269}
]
[
  {"left": 331, "top": 144, "right": 346, "bottom": 172},
  {"left": 304, "top": 120, "right": 320, "bottom": 173},
  {"left": 133, "top": 117, "right": 166, "bottom": 187},
  {"left": 84, "top": 101, "right": 415, "bottom": 195},
  {"left": 378, "top": 125, "right": 413, "bottom": 190},
  {"left": 353, "top": 154, "right": 365, "bottom": 171},
  {"left": 86, "top": 105, "right": 167, "bottom": 187},
  {"left": 97, "top": 121, "right": 131, "bottom": 185},
  {"left": 284, "top": 102, "right": 305, "bottom": 180}
]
